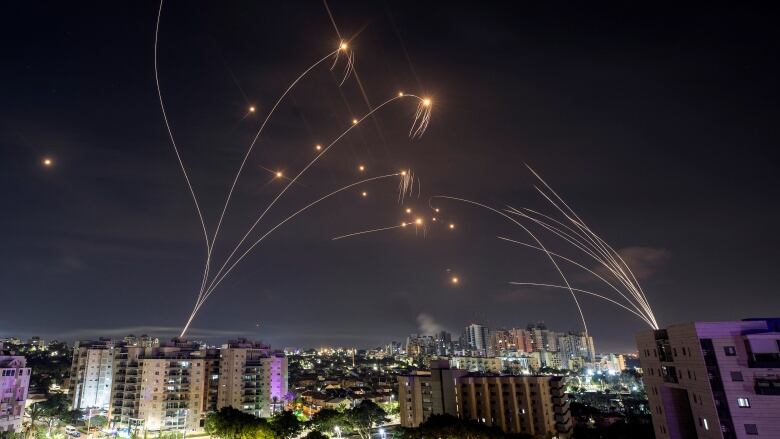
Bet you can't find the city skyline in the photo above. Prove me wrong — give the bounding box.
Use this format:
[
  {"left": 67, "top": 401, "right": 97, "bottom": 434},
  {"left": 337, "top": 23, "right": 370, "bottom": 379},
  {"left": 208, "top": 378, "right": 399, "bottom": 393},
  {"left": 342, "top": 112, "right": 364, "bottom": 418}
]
[{"left": 3, "top": 1, "right": 780, "bottom": 353}]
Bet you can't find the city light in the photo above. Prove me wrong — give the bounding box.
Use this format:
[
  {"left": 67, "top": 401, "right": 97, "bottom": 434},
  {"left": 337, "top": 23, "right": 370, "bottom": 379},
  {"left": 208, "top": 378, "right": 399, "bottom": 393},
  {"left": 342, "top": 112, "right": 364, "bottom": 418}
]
[
  {"left": 405, "top": 208, "right": 412, "bottom": 214},
  {"left": 415, "top": 218, "right": 423, "bottom": 225}
]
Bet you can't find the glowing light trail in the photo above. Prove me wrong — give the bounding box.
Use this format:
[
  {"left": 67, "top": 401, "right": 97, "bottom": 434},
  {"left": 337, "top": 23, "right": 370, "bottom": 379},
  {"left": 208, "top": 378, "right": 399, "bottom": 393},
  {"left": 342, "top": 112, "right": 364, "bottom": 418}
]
[
  {"left": 430, "top": 195, "right": 588, "bottom": 333},
  {"left": 331, "top": 223, "right": 407, "bottom": 241}
]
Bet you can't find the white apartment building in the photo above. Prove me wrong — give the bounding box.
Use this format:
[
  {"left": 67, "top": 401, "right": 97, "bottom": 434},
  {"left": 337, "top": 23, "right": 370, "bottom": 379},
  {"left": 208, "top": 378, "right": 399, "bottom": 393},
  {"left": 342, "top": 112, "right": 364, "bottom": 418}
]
[{"left": 69, "top": 339, "right": 116, "bottom": 410}]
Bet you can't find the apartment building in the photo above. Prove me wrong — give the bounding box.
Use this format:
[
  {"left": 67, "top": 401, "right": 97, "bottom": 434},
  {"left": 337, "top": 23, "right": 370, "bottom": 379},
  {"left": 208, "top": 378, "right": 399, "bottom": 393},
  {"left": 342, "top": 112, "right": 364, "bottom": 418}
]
[
  {"left": 398, "top": 360, "right": 467, "bottom": 427},
  {"left": 636, "top": 318, "right": 780, "bottom": 439},
  {"left": 0, "top": 355, "right": 31, "bottom": 433},
  {"left": 398, "top": 361, "right": 572, "bottom": 438},
  {"left": 109, "top": 339, "right": 214, "bottom": 434},
  {"left": 455, "top": 374, "right": 572, "bottom": 438},
  {"left": 69, "top": 338, "right": 116, "bottom": 410},
  {"left": 217, "top": 339, "right": 288, "bottom": 418}
]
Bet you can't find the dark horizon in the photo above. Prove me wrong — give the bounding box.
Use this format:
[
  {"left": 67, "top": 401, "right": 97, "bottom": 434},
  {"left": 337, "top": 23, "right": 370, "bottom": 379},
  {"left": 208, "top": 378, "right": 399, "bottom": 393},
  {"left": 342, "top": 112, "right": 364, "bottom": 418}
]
[{"left": 2, "top": 1, "right": 779, "bottom": 353}]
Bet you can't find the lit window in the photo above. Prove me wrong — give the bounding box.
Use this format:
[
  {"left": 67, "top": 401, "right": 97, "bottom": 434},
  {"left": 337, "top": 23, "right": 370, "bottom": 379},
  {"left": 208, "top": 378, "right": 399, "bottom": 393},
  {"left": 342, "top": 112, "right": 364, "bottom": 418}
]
[
  {"left": 737, "top": 397, "right": 750, "bottom": 408},
  {"left": 724, "top": 346, "right": 736, "bottom": 356}
]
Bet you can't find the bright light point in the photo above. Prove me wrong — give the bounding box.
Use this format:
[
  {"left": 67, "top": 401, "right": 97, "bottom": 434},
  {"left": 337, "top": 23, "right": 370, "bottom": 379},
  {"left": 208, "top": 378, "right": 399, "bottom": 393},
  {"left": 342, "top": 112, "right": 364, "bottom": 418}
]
[
  {"left": 405, "top": 208, "right": 412, "bottom": 214},
  {"left": 358, "top": 165, "right": 365, "bottom": 172},
  {"left": 315, "top": 144, "right": 322, "bottom": 151},
  {"left": 415, "top": 218, "right": 423, "bottom": 225},
  {"left": 42, "top": 158, "right": 53, "bottom": 167},
  {"left": 449, "top": 223, "right": 455, "bottom": 229},
  {"left": 248, "top": 106, "right": 256, "bottom": 113},
  {"left": 435, "top": 208, "right": 440, "bottom": 212},
  {"left": 400, "top": 170, "right": 407, "bottom": 176},
  {"left": 432, "top": 217, "right": 437, "bottom": 221},
  {"left": 451, "top": 276, "right": 459, "bottom": 284},
  {"left": 398, "top": 92, "right": 404, "bottom": 97},
  {"left": 423, "top": 98, "right": 431, "bottom": 106},
  {"left": 361, "top": 191, "right": 367, "bottom": 197},
  {"left": 275, "top": 171, "right": 283, "bottom": 178},
  {"left": 352, "top": 118, "right": 358, "bottom": 125},
  {"left": 401, "top": 222, "right": 407, "bottom": 227},
  {"left": 340, "top": 42, "right": 348, "bottom": 50}
]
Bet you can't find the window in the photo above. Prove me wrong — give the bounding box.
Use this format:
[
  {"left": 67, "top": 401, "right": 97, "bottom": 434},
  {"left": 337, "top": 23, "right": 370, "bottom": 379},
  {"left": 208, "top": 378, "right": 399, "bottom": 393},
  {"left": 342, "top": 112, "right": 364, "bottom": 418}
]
[
  {"left": 737, "top": 397, "right": 750, "bottom": 408},
  {"left": 745, "top": 424, "right": 758, "bottom": 435},
  {"left": 703, "top": 418, "right": 709, "bottom": 430},
  {"left": 724, "top": 346, "right": 736, "bottom": 356},
  {"left": 731, "top": 371, "right": 743, "bottom": 382}
]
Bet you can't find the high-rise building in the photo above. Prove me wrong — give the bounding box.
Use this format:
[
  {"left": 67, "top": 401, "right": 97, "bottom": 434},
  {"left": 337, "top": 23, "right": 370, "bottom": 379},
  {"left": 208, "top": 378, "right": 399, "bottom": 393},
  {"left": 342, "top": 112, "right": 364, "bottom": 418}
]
[
  {"left": 216, "top": 339, "right": 288, "bottom": 418},
  {"left": 463, "top": 324, "right": 489, "bottom": 355},
  {"left": 508, "top": 328, "right": 533, "bottom": 353},
  {"left": 487, "top": 329, "right": 514, "bottom": 357},
  {"left": 109, "top": 338, "right": 211, "bottom": 435},
  {"left": 636, "top": 318, "right": 780, "bottom": 439},
  {"left": 398, "top": 361, "right": 572, "bottom": 438},
  {"left": 0, "top": 354, "right": 31, "bottom": 433},
  {"left": 434, "top": 331, "right": 453, "bottom": 356},
  {"left": 69, "top": 338, "right": 117, "bottom": 410},
  {"left": 557, "top": 331, "right": 595, "bottom": 368}
]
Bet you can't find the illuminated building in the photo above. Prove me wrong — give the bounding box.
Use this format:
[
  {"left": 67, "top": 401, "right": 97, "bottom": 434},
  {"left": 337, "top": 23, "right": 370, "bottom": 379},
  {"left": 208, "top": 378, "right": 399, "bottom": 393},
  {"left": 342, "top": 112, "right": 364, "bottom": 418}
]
[
  {"left": 0, "top": 354, "right": 30, "bottom": 434},
  {"left": 398, "top": 360, "right": 466, "bottom": 427},
  {"left": 217, "top": 339, "right": 288, "bottom": 418},
  {"left": 69, "top": 338, "right": 117, "bottom": 410},
  {"left": 462, "top": 324, "right": 489, "bottom": 356},
  {"left": 636, "top": 318, "right": 780, "bottom": 439},
  {"left": 449, "top": 356, "right": 502, "bottom": 373},
  {"left": 109, "top": 338, "right": 209, "bottom": 435}
]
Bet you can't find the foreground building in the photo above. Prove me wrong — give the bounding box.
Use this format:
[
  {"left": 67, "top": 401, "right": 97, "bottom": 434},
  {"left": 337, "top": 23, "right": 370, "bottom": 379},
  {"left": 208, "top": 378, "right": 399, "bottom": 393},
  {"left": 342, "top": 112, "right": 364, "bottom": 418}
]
[
  {"left": 69, "top": 338, "right": 117, "bottom": 410},
  {"left": 398, "top": 360, "right": 572, "bottom": 438},
  {"left": 217, "top": 339, "right": 288, "bottom": 418},
  {"left": 636, "top": 318, "right": 780, "bottom": 439},
  {"left": 0, "top": 354, "right": 31, "bottom": 433},
  {"left": 105, "top": 337, "right": 288, "bottom": 435}
]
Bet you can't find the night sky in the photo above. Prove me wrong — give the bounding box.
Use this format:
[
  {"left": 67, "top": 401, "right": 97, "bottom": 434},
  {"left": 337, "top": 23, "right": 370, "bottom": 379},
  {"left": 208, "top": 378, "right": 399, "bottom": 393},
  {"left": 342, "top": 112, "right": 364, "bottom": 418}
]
[{"left": 2, "top": 1, "right": 779, "bottom": 352}]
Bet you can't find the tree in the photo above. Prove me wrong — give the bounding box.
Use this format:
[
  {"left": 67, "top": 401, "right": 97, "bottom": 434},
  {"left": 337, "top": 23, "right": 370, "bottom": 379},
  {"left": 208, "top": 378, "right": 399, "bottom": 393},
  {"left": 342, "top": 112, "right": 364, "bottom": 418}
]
[
  {"left": 308, "top": 409, "right": 345, "bottom": 435},
  {"left": 342, "top": 401, "right": 388, "bottom": 439},
  {"left": 24, "top": 403, "right": 44, "bottom": 439},
  {"left": 88, "top": 415, "right": 108, "bottom": 429},
  {"left": 270, "top": 411, "right": 302, "bottom": 439},
  {"left": 204, "top": 407, "right": 274, "bottom": 439},
  {"left": 397, "top": 414, "right": 531, "bottom": 439},
  {"left": 303, "top": 432, "right": 328, "bottom": 439}
]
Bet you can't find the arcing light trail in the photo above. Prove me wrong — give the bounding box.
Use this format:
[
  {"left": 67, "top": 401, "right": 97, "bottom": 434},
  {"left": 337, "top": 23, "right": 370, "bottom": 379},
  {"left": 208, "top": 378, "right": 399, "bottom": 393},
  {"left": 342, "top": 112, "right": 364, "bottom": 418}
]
[
  {"left": 430, "top": 195, "right": 589, "bottom": 334},
  {"left": 155, "top": 1, "right": 434, "bottom": 338},
  {"left": 431, "top": 166, "right": 659, "bottom": 331}
]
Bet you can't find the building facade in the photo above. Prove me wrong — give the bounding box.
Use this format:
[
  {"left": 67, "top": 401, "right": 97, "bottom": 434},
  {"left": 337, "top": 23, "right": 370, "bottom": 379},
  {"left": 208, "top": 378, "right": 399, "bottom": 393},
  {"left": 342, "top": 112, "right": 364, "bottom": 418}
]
[
  {"left": 0, "top": 355, "right": 31, "bottom": 433},
  {"left": 69, "top": 339, "right": 117, "bottom": 410},
  {"left": 636, "top": 318, "right": 780, "bottom": 439},
  {"left": 398, "top": 361, "right": 572, "bottom": 438},
  {"left": 455, "top": 374, "right": 572, "bottom": 438},
  {"left": 106, "top": 338, "right": 288, "bottom": 435},
  {"left": 217, "top": 339, "right": 288, "bottom": 418}
]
